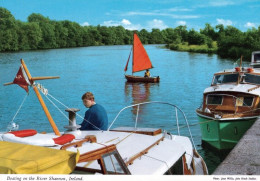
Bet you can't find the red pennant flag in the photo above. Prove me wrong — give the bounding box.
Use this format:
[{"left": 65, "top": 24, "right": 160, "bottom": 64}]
[{"left": 13, "top": 65, "right": 30, "bottom": 93}]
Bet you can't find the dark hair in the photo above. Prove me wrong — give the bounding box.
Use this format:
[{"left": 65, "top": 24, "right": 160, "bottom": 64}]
[{"left": 82, "top": 92, "right": 94, "bottom": 101}]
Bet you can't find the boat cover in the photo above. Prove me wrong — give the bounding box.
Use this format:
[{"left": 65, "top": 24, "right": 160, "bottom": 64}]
[{"left": 0, "top": 141, "right": 79, "bottom": 174}]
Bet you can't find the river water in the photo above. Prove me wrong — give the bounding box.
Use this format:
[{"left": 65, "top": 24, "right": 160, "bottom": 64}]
[{"left": 0, "top": 45, "right": 250, "bottom": 174}]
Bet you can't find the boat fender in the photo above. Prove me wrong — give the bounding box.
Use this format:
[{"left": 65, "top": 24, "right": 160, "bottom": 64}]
[
  {"left": 8, "top": 129, "right": 37, "bottom": 137},
  {"left": 235, "top": 67, "right": 241, "bottom": 72},
  {"left": 247, "top": 68, "right": 254, "bottom": 73},
  {"left": 53, "top": 134, "right": 75, "bottom": 145}
]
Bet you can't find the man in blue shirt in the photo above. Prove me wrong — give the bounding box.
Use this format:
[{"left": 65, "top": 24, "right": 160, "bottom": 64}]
[{"left": 80, "top": 92, "right": 108, "bottom": 130}]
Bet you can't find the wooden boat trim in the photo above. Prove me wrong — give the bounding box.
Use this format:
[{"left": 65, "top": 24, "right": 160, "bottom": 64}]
[
  {"left": 76, "top": 144, "right": 131, "bottom": 174},
  {"left": 75, "top": 166, "right": 103, "bottom": 174},
  {"left": 60, "top": 135, "right": 97, "bottom": 150},
  {"left": 126, "top": 136, "right": 164, "bottom": 166},
  {"left": 196, "top": 109, "right": 259, "bottom": 121},
  {"left": 75, "top": 166, "right": 125, "bottom": 175},
  {"left": 111, "top": 128, "right": 162, "bottom": 136},
  {"left": 77, "top": 144, "right": 117, "bottom": 163},
  {"left": 248, "top": 85, "right": 260, "bottom": 92}
]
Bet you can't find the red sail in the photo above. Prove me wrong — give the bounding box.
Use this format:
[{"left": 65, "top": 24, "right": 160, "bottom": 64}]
[
  {"left": 132, "top": 33, "right": 153, "bottom": 73},
  {"left": 13, "top": 65, "right": 30, "bottom": 93}
]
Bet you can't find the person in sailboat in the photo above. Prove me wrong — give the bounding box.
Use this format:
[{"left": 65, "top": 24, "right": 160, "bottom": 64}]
[
  {"left": 144, "top": 69, "right": 150, "bottom": 77},
  {"left": 79, "top": 92, "right": 108, "bottom": 130}
]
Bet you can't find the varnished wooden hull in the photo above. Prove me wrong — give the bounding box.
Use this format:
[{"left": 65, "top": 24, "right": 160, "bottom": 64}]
[{"left": 125, "top": 75, "right": 160, "bottom": 83}]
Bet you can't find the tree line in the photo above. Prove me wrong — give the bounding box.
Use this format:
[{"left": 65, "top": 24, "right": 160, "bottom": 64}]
[{"left": 1, "top": 7, "right": 260, "bottom": 61}]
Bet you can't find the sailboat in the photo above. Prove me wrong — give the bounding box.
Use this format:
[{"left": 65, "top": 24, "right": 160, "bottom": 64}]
[{"left": 124, "top": 32, "right": 160, "bottom": 83}]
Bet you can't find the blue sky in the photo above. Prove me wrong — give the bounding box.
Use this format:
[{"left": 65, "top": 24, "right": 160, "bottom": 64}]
[{"left": 0, "top": 0, "right": 259, "bottom": 31}]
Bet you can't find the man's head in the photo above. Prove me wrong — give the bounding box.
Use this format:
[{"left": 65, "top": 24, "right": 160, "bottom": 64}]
[{"left": 82, "top": 92, "right": 95, "bottom": 108}]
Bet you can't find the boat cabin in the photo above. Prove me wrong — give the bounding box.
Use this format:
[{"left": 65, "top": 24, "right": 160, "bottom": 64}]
[
  {"left": 199, "top": 68, "right": 260, "bottom": 119},
  {"left": 250, "top": 51, "right": 260, "bottom": 68}
]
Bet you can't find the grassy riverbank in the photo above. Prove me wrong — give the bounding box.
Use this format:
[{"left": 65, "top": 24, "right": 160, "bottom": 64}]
[{"left": 167, "top": 41, "right": 218, "bottom": 54}]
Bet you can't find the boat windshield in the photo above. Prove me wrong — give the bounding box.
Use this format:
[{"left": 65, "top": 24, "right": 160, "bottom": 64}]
[
  {"left": 244, "top": 73, "right": 260, "bottom": 85},
  {"left": 212, "top": 73, "right": 239, "bottom": 85}
]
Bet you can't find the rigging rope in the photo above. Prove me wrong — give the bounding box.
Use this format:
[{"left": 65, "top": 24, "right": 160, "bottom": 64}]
[
  {"left": 6, "top": 94, "right": 28, "bottom": 131},
  {"left": 36, "top": 83, "right": 102, "bottom": 131},
  {"left": 10, "top": 94, "right": 28, "bottom": 123}
]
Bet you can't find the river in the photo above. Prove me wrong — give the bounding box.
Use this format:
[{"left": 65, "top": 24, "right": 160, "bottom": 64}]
[{"left": 0, "top": 45, "right": 250, "bottom": 174}]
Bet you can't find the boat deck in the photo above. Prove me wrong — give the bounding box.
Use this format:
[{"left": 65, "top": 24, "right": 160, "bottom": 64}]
[{"left": 213, "top": 118, "right": 260, "bottom": 175}]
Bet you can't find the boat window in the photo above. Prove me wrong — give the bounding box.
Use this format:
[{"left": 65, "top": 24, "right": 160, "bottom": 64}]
[
  {"left": 212, "top": 73, "right": 239, "bottom": 85},
  {"left": 244, "top": 73, "right": 260, "bottom": 85},
  {"left": 207, "top": 95, "right": 223, "bottom": 105},
  {"left": 236, "top": 97, "right": 254, "bottom": 107},
  {"left": 102, "top": 150, "right": 130, "bottom": 174},
  {"left": 164, "top": 156, "right": 183, "bottom": 175},
  {"left": 254, "top": 53, "right": 260, "bottom": 62}
]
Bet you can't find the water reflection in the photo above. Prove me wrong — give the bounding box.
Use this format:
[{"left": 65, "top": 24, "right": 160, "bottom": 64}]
[{"left": 124, "top": 82, "right": 152, "bottom": 115}]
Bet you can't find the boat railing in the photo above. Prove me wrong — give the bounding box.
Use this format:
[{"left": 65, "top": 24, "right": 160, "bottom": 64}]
[{"left": 107, "top": 101, "right": 196, "bottom": 148}]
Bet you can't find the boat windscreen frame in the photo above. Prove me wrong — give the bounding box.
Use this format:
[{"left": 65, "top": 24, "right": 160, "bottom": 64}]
[
  {"left": 243, "top": 73, "right": 260, "bottom": 85},
  {"left": 211, "top": 72, "right": 239, "bottom": 85}
]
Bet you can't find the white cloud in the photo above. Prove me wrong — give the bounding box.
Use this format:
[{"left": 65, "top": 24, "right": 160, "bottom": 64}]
[
  {"left": 123, "top": 11, "right": 199, "bottom": 19},
  {"left": 102, "top": 19, "right": 141, "bottom": 30},
  {"left": 147, "top": 19, "right": 168, "bottom": 30},
  {"left": 102, "top": 20, "right": 118, "bottom": 26},
  {"left": 217, "top": 19, "right": 233, "bottom": 26},
  {"left": 121, "top": 19, "right": 131, "bottom": 26},
  {"left": 245, "top": 22, "right": 256, "bottom": 28},
  {"left": 176, "top": 21, "right": 187, "bottom": 26},
  {"left": 81, "top": 22, "right": 89, "bottom": 26}
]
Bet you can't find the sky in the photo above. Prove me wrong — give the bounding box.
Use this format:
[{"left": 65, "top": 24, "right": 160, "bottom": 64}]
[{"left": 0, "top": 0, "right": 259, "bottom": 32}]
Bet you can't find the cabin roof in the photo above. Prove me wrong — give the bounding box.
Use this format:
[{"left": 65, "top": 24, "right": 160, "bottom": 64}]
[{"left": 59, "top": 131, "right": 190, "bottom": 174}]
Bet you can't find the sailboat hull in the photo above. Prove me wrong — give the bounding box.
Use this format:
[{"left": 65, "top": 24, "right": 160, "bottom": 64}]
[{"left": 125, "top": 75, "right": 160, "bottom": 83}]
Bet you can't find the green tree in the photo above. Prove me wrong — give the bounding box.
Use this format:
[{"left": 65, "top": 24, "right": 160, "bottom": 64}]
[
  {"left": 174, "top": 25, "right": 188, "bottom": 42},
  {"left": 150, "top": 29, "right": 164, "bottom": 44},
  {"left": 162, "top": 28, "right": 180, "bottom": 44},
  {"left": 97, "top": 25, "right": 116, "bottom": 45},
  {"left": 217, "top": 26, "right": 246, "bottom": 59},
  {"left": 139, "top": 29, "right": 150, "bottom": 44},
  {"left": 62, "top": 20, "right": 83, "bottom": 47},
  {"left": 26, "top": 22, "right": 42, "bottom": 49},
  {"left": 28, "top": 13, "right": 57, "bottom": 49},
  {"left": 54, "top": 21, "right": 68, "bottom": 48},
  {"left": 200, "top": 23, "right": 218, "bottom": 41},
  {"left": 16, "top": 21, "right": 30, "bottom": 50},
  {"left": 0, "top": 7, "right": 18, "bottom": 51},
  {"left": 187, "top": 29, "right": 207, "bottom": 45}
]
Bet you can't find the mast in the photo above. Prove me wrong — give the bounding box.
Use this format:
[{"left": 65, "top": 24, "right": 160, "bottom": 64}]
[{"left": 21, "top": 59, "right": 61, "bottom": 136}]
